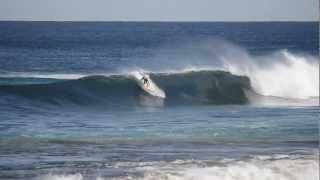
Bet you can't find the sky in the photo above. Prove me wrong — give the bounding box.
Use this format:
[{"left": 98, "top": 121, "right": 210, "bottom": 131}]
[{"left": 0, "top": 0, "right": 318, "bottom": 21}]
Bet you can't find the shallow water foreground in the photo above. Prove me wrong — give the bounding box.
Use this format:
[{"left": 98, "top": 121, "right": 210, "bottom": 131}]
[{"left": 0, "top": 106, "right": 318, "bottom": 180}]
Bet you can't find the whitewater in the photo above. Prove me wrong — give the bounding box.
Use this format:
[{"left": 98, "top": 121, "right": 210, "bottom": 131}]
[{"left": 39, "top": 154, "right": 318, "bottom": 180}]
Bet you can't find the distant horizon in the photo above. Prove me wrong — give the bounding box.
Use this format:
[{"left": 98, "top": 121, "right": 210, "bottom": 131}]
[{"left": 0, "top": 20, "right": 318, "bottom": 23}]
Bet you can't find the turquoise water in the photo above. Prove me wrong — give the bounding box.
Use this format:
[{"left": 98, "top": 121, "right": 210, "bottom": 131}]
[
  {"left": 1, "top": 106, "right": 318, "bottom": 144},
  {"left": 0, "top": 105, "right": 318, "bottom": 179}
]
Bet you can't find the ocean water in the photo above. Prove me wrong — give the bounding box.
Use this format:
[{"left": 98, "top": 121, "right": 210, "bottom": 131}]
[{"left": 0, "top": 22, "right": 319, "bottom": 180}]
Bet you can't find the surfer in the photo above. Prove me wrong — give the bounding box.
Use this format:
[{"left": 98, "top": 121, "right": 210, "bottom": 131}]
[
  {"left": 141, "top": 76, "right": 149, "bottom": 87},
  {"left": 131, "top": 71, "right": 165, "bottom": 98}
]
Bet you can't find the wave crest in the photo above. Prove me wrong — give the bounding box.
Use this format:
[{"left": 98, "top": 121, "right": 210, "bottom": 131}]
[{"left": 0, "top": 71, "right": 251, "bottom": 107}]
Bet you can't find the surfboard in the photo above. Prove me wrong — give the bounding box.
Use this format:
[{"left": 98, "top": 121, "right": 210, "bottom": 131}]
[{"left": 132, "top": 71, "right": 166, "bottom": 98}]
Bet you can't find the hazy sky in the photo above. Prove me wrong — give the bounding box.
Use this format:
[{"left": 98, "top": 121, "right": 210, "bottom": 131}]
[{"left": 0, "top": 0, "right": 318, "bottom": 21}]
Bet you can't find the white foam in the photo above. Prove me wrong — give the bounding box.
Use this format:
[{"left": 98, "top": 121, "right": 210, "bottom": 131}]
[
  {"left": 223, "top": 50, "right": 319, "bottom": 99},
  {"left": 40, "top": 173, "right": 83, "bottom": 180},
  {"left": 0, "top": 73, "right": 88, "bottom": 80},
  {"left": 179, "top": 160, "right": 316, "bottom": 180},
  {"left": 134, "top": 157, "right": 319, "bottom": 180},
  {"left": 39, "top": 173, "right": 104, "bottom": 180},
  {"left": 38, "top": 155, "right": 318, "bottom": 180}
]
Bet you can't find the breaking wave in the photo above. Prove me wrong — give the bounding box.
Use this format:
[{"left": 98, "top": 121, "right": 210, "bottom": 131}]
[
  {"left": 122, "top": 40, "right": 318, "bottom": 101},
  {"left": 0, "top": 40, "right": 318, "bottom": 107},
  {"left": 0, "top": 71, "right": 251, "bottom": 107},
  {"left": 222, "top": 50, "right": 319, "bottom": 99}
]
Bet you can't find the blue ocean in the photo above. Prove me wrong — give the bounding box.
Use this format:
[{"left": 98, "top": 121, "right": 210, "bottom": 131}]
[{"left": 0, "top": 22, "right": 318, "bottom": 180}]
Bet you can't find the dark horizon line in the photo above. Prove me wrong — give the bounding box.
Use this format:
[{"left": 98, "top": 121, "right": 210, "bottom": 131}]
[{"left": 0, "top": 20, "right": 318, "bottom": 23}]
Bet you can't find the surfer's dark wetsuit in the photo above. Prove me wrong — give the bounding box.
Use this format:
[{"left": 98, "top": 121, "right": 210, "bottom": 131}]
[{"left": 141, "top": 77, "right": 149, "bottom": 86}]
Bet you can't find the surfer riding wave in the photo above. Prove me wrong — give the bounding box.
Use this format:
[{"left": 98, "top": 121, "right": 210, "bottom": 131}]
[
  {"left": 141, "top": 76, "right": 150, "bottom": 88},
  {"left": 131, "top": 71, "right": 166, "bottom": 98}
]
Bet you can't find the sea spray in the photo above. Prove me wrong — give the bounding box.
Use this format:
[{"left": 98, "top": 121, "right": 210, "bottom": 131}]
[{"left": 222, "top": 50, "right": 319, "bottom": 99}]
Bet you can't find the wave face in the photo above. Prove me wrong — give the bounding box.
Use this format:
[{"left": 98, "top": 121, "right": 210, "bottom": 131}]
[{"left": 0, "top": 71, "right": 251, "bottom": 107}]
